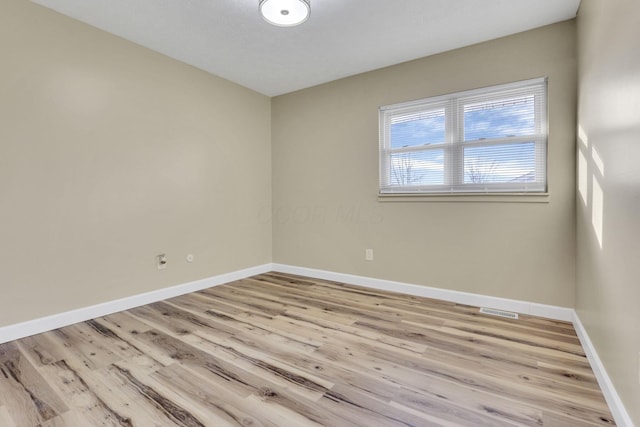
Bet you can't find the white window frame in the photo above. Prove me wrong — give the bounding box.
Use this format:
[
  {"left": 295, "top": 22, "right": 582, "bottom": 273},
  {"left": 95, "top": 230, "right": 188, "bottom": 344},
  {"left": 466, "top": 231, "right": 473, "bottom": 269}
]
[{"left": 379, "top": 78, "right": 548, "bottom": 196}]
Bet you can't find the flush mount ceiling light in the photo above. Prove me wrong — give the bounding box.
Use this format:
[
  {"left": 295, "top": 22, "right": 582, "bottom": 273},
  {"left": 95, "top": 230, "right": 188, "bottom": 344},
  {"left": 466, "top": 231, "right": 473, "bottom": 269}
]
[{"left": 259, "top": 0, "right": 310, "bottom": 27}]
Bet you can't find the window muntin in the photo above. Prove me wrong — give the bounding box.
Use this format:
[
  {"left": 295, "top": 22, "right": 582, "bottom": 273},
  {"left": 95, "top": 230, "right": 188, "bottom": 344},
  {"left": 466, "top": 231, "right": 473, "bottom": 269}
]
[{"left": 379, "top": 78, "right": 547, "bottom": 194}]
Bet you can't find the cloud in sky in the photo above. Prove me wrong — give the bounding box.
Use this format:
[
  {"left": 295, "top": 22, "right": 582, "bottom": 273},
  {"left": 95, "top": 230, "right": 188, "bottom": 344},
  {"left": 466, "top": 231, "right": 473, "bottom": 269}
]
[{"left": 464, "top": 95, "right": 535, "bottom": 140}]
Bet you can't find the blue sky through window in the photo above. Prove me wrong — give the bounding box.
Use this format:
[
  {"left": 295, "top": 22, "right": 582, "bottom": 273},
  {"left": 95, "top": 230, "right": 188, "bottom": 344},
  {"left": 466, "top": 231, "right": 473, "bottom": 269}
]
[
  {"left": 464, "top": 96, "right": 535, "bottom": 141},
  {"left": 464, "top": 143, "right": 535, "bottom": 183},
  {"left": 389, "top": 95, "right": 538, "bottom": 185},
  {"left": 390, "top": 150, "right": 444, "bottom": 186},
  {"left": 390, "top": 110, "right": 445, "bottom": 148}
]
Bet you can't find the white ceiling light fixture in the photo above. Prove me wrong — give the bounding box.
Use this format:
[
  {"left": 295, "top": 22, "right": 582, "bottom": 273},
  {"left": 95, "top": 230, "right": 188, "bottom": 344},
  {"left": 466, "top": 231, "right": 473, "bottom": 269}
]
[{"left": 259, "top": 0, "right": 310, "bottom": 27}]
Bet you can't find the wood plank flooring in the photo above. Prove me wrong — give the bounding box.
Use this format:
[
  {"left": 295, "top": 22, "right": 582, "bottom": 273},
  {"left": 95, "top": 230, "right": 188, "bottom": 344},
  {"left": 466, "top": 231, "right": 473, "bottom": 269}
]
[{"left": 0, "top": 272, "right": 616, "bottom": 426}]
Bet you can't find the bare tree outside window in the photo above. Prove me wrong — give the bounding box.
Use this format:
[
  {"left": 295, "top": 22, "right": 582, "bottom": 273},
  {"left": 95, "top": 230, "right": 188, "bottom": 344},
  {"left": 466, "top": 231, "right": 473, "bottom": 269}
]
[
  {"left": 392, "top": 153, "right": 424, "bottom": 185},
  {"left": 465, "top": 159, "right": 497, "bottom": 183}
]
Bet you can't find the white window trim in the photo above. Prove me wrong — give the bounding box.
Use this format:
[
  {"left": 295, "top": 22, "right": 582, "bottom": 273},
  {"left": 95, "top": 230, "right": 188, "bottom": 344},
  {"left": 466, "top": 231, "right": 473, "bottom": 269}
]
[{"left": 378, "top": 77, "right": 548, "bottom": 198}]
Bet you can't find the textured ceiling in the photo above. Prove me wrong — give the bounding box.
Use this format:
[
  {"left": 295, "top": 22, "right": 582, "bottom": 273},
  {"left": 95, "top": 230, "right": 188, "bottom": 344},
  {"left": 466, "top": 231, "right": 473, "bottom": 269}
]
[{"left": 31, "top": 0, "right": 581, "bottom": 96}]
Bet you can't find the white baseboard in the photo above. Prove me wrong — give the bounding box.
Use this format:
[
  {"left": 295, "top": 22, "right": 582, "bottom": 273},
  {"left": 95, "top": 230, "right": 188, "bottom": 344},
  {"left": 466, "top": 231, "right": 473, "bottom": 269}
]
[
  {"left": 573, "top": 312, "right": 635, "bottom": 427},
  {"left": 0, "top": 263, "right": 272, "bottom": 344},
  {"left": 271, "top": 263, "right": 633, "bottom": 426},
  {"left": 0, "top": 262, "right": 631, "bottom": 426},
  {"left": 271, "top": 264, "right": 633, "bottom": 426},
  {"left": 0, "top": 262, "right": 573, "bottom": 343},
  {"left": 271, "top": 263, "right": 574, "bottom": 321}
]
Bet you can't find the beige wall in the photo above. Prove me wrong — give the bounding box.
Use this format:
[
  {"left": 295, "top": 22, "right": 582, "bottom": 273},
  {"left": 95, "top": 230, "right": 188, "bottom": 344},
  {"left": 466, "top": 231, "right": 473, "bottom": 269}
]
[
  {"left": 4, "top": 2, "right": 636, "bottom": 419},
  {"left": 272, "top": 21, "right": 577, "bottom": 307},
  {"left": 0, "top": 0, "right": 272, "bottom": 327},
  {"left": 576, "top": 1, "right": 640, "bottom": 424}
]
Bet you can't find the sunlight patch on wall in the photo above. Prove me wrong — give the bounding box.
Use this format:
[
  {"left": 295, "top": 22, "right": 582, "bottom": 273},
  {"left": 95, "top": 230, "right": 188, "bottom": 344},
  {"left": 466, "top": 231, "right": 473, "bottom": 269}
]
[
  {"left": 578, "top": 149, "right": 588, "bottom": 206},
  {"left": 578, "top": 125, "right": 589, "bottom": 148},
  {"left": 592, "top": 176, "right": 604, "bottom": 249},
  {"left": 592, "top": 146, "right": 605, "bottom": 176}
]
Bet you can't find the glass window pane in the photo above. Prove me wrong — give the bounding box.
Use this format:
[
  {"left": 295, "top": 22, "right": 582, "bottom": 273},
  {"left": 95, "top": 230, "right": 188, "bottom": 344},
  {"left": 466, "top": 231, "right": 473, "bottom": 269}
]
[
  {"left": 464, "top": 143, "right": 535, "bottom": 184},
  {"left": 464, "top": 95, "right": 535, "bottom": 141},
  {"left": 390, "top": 109, "right": 445, "bottom": 148},
  {"left": 390, "top": 150, "right": 444, "bottom": 186}
]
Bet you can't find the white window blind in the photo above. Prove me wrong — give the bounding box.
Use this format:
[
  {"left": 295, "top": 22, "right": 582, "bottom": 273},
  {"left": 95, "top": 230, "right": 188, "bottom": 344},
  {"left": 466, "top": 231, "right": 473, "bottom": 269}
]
[{"left": 379, "top": 78, "right": 547, "bottom": 194}]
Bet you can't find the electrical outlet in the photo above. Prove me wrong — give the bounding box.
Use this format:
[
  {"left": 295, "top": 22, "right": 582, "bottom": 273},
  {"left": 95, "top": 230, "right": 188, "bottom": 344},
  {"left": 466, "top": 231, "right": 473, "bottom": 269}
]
[
  {"left": 365, "top": 249, "right": 374, "bottom": 261},
  {"left": 157, "top": 254, "right": 167, "bottom": 269}
]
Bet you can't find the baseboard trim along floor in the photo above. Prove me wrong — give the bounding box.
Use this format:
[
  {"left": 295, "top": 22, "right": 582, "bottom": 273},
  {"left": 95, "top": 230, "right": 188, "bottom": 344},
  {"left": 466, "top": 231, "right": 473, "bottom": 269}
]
[
  {"left": 0, "top": 262, "right": 632, "bottom": 426},
  {"left": 271, "top": 263, "right": 633, "bottom": 427},
  {"left": 573, "top": 312, "right": 635, "bottom": 427},
  {"left": 272, "top": 264, "right": 574, "bottom": 322},
  {"left": 0, "top": 263, "right": 272, "bottom": 345}
]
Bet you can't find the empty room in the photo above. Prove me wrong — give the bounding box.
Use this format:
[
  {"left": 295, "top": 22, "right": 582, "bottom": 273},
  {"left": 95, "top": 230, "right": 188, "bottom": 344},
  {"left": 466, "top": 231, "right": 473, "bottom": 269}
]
[{"left": 1, "top": 0, "right": 638, "bottom": 425}]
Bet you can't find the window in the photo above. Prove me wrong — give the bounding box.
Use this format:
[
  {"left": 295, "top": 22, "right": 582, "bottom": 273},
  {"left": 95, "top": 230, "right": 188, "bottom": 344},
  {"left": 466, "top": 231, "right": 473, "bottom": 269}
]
[{"left": 379, "top": 78, "right": 547, "bottom": 195}]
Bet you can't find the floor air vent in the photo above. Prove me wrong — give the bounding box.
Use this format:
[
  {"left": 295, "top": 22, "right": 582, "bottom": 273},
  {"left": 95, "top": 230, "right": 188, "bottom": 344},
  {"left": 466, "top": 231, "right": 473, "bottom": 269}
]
[{"left": 479, "top": 307, "right": 518, "bottom": 319}]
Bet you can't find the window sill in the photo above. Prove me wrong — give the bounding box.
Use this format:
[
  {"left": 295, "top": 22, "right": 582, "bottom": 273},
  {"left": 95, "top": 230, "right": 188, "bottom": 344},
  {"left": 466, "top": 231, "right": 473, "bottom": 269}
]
[{"left": 378, "top": 192, "right": 550, "bottom": 203}]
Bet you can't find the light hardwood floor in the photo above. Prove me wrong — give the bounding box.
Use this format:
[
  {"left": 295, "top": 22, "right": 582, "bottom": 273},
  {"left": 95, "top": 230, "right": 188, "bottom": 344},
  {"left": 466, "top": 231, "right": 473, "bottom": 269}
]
[{"left": 0, "top": 272, "right": 616, "bottom": 426}]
